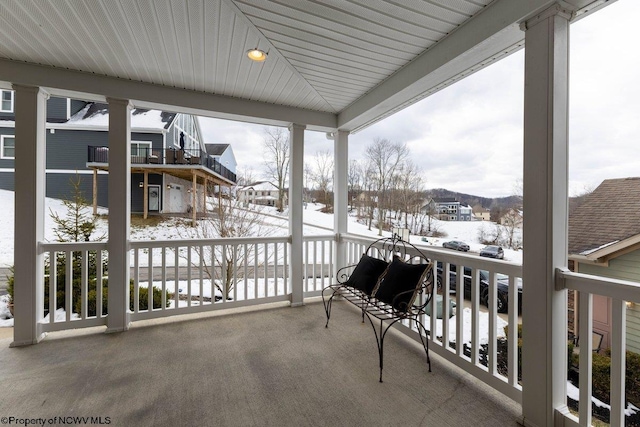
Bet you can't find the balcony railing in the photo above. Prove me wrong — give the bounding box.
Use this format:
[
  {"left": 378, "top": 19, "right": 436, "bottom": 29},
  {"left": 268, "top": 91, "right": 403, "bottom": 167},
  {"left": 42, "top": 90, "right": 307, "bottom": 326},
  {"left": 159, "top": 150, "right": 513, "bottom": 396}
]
[
  {"left": 34, "top": 234, "right": 640, "bottom": 426},
  {"left": 87, "top": 146, "right": 237, "bottom": 183}
]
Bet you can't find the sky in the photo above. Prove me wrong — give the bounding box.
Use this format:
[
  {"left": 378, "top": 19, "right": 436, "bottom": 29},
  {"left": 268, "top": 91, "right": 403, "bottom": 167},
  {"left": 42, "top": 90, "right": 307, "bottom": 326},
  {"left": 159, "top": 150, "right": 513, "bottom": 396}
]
[{"left": 198, "top": 0, "right": 640, "bottom": 198}]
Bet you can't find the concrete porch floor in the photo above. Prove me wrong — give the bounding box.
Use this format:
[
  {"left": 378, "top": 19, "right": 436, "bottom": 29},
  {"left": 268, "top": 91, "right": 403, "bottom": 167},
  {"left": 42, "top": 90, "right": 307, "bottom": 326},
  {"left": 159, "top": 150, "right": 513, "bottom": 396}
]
[{"left": 0, "top": 301, "right": 521, "bottom": 426}]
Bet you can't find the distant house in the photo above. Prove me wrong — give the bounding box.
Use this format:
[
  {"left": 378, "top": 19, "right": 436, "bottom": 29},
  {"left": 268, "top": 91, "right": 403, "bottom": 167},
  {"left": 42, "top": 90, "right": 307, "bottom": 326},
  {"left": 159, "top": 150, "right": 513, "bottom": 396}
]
[
  {"left": 568, "top": 177, "right": 640, "bottom": 353},
  {"left": 422, "top": 198, "right": 470, "bottom": 221},
  {"left": 237, "top": 181, "right": 285, "bottom": 208},
  {"left": 473, "top": 205, "right": 491, "bottom": 221},
  {"left": 500, "top": 207, "right": 523, "bottom": 228},
  {"left": 459, "top": 205, "right": 473, "bottom": 221},
  {"left": 0, "top": 91, "right": 236, "bottom": 218}
]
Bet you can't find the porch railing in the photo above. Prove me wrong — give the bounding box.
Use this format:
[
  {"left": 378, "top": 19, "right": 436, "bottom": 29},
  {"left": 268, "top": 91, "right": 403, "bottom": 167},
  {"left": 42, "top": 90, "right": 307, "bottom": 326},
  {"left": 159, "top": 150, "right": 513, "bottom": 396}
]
[
  {"left": 556, "top": 269, "right": 640, "bottom": 426},
  {"left": 87, "top": 146, "right": 237, "bottom": 183},
  {"left": 37, "top": 235, "right": 335, "bottom": 331},
  {"left": 35, "top": 234, "right": 640, "bottom": 426}
]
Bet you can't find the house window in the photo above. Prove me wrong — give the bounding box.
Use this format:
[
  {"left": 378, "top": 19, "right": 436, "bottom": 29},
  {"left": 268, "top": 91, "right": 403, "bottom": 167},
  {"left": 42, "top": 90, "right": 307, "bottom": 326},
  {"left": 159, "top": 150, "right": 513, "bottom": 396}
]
[
  {"left": 131, "top": 141, "right": 151, "bottom": 157},
  {"left": 1, "top": 135, "right": 15, "bottom": 159},
  {"left": 1, "top": 91, "right": 13, "bottom": 113}
]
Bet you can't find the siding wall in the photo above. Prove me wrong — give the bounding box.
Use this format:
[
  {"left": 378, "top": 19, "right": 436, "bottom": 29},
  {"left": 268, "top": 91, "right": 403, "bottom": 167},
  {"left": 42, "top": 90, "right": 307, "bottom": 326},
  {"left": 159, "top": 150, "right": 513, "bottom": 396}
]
[
  {"left": 131, "top": 172, "right": 163, "bottom": 213},
  {"left": 47, "top": 97, "right": 68, "bottom": 122},
  {"left": 0, "top": 127, "right": 163, "bottom": 208},
  {"left": 578, "top": 252, "right": 640, "bottom": 354}
]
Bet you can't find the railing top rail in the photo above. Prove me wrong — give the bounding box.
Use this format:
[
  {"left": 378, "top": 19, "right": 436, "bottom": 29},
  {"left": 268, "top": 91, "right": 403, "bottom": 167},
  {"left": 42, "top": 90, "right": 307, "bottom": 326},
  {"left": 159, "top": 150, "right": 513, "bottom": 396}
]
[
  {"left": 557, "top": 268, "right": 640, "bottom": 302},
  {"left": 341, "top": 233, "right": 522, "bottom": 277},
  {"left": 130, "top": 235, "right": 290, "bottom": 249},
  {"left": 39, "top": 241, "right": 108, "bottom": 252},
  {"left": 302, "top": 234, "right": 336, "bottom": 242}
]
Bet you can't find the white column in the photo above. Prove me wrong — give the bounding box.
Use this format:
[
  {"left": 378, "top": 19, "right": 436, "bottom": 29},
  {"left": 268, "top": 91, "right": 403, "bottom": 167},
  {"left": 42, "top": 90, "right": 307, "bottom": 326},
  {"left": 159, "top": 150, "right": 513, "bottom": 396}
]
[
  {"left": 11, "top": 85, "right": 48, "bottom": 346},
  {"left": 289, "top": 123, "right": 305, "bottom": 307},
  {"left": 333, "top": 131, "right": 349, "bottom": 272},
  {"left": 107, "top": 98, "right": 132, "bottom": 332},
  {"left": 520, "top": 4, "right": 573, "bottom": 426}
]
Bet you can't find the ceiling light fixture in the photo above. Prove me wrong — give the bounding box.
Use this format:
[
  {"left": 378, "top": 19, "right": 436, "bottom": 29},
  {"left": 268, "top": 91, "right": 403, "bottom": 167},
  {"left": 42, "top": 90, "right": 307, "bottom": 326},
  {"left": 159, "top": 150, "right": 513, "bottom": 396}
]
[{"left": 246, "top": 48, "right": 268, "bottom": 62}]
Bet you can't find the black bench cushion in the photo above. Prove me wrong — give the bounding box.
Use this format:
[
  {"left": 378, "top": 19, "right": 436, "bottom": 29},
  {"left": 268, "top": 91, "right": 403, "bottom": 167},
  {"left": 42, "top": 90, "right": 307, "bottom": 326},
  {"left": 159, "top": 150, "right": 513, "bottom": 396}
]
[
  {"left": 345, "top": 254, "right": 389, "bottom": 295},
  {"left": 373, "top": 257, "right": 429, "bottom": 312}
]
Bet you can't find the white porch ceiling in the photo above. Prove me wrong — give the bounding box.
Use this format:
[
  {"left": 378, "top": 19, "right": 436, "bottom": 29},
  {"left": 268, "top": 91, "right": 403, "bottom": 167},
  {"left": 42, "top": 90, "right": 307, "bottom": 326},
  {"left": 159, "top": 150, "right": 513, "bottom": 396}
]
[{"left": 0, "top": 0, "right": 611, "bottom": 132}]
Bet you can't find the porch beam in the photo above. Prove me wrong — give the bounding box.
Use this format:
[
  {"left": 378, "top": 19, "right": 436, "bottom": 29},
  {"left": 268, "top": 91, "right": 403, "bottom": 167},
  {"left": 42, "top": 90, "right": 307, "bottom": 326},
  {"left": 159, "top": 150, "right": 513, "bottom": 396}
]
[
  {"left": 520, "top": 3, "right": 573, "bottom": 426},
  {"left": 107, "top": 97, "right": 132, "bottom": 333},
  {"left": 289, "top": 123, "right": 305, "bottom": 307},
  {"left": 0, "top": 59, "right": 337, "bottom": 132},
  {"left": 11, "top": 85, "right": 48, "bottom": 346},
  {"left": 333, "top": 131, "right": 349, "bottom": 272}
]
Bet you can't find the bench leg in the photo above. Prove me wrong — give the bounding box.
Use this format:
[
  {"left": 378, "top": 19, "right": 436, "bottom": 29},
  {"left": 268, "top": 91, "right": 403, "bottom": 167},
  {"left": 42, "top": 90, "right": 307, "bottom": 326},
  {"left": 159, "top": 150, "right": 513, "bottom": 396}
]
[
  {"left": 364, "top": 313, "right": 397, "bottom": 383},
  {"left": 414, "top": 318, "right": 432, "bottom": 372},
  {"left": 322, "top": 287, "right": 337, "bottom": 328}
]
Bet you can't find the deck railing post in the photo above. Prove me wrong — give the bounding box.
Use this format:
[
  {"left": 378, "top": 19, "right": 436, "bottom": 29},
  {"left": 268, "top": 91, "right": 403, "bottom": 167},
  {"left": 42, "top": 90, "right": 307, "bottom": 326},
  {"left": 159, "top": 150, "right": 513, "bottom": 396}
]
[
  {"left": 333, "top": 131, "right": 349, "bottom": 272},
  {"left": 11, "top": 85, "right": 48, "bottom": 346},
  {"left": 520, "top": 3, "right": 574, "bottom": 426},
  {"left": 289, "top": 123, "right": 305, "bottom": 306},
  {"left": 106, "top": 98, "right": 132, "bottom": 333}
]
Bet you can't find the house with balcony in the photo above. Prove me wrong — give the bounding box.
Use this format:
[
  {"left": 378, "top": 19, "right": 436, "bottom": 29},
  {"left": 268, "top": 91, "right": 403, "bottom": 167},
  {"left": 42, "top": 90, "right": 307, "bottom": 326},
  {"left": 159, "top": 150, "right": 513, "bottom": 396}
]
[
  {"left": 423, "top": 198, "right": 472, "bottom": 221},
  {"left": 0, "top": 95, "right": 236, "bottom": 222},
  {"left": 1, "top": 1, "right": 638, "bottom": 426}
]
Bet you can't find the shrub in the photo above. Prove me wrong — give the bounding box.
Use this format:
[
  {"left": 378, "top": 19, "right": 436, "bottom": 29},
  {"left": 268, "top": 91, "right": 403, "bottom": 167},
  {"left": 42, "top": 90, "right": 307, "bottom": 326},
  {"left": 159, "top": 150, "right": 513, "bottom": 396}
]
[{"left": 75, "top": 279, "right": 172, "bottom": 316}]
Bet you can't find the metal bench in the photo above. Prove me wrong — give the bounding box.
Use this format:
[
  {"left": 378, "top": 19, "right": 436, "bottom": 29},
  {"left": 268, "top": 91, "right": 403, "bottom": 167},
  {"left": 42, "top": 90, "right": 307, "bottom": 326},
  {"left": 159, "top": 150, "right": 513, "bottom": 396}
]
[{"left": 322, "top": 236, "right": 435, "bottom": 382}]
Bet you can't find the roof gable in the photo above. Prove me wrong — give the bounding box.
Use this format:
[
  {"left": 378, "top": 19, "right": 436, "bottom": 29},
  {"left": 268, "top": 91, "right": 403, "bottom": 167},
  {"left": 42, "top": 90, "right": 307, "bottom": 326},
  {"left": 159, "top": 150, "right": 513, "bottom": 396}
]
[{"left": 569, "top": 177, "right": 640, "bottom": 256}]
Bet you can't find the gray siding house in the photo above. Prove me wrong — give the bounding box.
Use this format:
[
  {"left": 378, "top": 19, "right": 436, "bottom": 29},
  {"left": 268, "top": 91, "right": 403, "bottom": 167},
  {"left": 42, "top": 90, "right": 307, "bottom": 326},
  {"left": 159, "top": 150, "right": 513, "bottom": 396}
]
[
  {"left": 0, "top": 91, "right": 236, "bottom": 217},
  {"left": 569, "top": 177, "right": 640, "bottom": 353}
]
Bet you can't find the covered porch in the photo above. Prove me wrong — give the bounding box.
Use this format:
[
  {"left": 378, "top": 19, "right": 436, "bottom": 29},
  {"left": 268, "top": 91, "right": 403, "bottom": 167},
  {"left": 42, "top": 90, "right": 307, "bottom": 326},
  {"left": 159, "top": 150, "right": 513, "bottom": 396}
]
[
  {"left": 0, "top": 301, "right": 520, "bottom": 426},
  {"left": 2, "top": 1, "right": 640, "bottom": 426}
]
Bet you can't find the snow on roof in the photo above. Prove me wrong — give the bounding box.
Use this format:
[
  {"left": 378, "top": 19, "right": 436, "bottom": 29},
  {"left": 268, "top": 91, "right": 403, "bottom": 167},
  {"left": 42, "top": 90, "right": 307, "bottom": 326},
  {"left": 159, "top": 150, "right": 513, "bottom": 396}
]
[
  {"left": 60, "top": 103, "right": 176, "bottom": 130},
  {"left": 579, "top": 240, "right": 620, "bottom": 256},
  {"left": 238, "top": 181, "right": 279, "bottom": 191}
]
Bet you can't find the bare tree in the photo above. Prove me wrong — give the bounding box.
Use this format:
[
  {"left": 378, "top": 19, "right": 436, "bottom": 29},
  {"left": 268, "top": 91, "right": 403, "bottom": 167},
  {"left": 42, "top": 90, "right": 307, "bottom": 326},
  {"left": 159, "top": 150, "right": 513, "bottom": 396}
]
[
  {"left": 501, "top": 207, "right": 523, "bottom": 249},
  {"left": 236, "top": 166, "right": 257, "bottom": 186},
  {"left": 304, "top": 162, "right": 313, "bottom": 204},
  {"left": 362, "top": 160, "right": 377, "bottom": 230},
  {"left": 365, "top": 138, "right": 409, "bottom": 235},
  {"left": 176, "top": 198, "right": 274, "bottom": 300},
  {"left": 262, "top": 127, "right": 289, "bottom": 212},
  {"left": 394, "top": 160, "right": 423, "bottom": 230},
  {"left": 348, "top": 159, "right": 362, "bottom": 214},
  {"left": 311, "top": 150, "right": 334, "bottom": 208}
]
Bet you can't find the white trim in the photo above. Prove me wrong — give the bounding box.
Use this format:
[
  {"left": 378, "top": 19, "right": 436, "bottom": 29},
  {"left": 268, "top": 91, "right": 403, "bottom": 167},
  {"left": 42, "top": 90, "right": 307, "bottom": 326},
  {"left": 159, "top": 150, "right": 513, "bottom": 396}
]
[
  {"left": 0, "top": 168, "right": 108, "bottom": 175},
  {"left": 0, "top": 59, "right": 337, "bottom": 132},
  {"left": 66, "top": 98, "right": 71, "bottom": 120},
  {"left": 0, "top": 120, "right": 166, "bottom": 133},
  {"left": 131, "top": 140, "right": 152, "bottom": 156},
  {"left": 1, "top": 134, "right": 15, "bottom": 159},
  {"left": 0, "top": 90, "right": 14, "bottom": 113}
]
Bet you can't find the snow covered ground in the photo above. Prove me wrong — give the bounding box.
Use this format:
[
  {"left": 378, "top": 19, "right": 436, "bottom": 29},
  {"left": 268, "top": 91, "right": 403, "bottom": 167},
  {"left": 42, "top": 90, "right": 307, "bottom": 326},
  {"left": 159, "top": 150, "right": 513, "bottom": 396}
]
[{"left": 0, "top": 187, "right": 521, "bottom": 329}]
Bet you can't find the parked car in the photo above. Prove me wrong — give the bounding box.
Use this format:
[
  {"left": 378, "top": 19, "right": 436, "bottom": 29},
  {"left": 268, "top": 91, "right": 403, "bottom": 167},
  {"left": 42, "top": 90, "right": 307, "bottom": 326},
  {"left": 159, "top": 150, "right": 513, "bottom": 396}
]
[
  {"left": 479, "top": 245, "right": 504, "bottom": 259},
  {"left": 436, "top": 262, "right": 522, "bottom": 313},
  {"left": 442, "top": 240, "right": 470, "bottom": 252}
]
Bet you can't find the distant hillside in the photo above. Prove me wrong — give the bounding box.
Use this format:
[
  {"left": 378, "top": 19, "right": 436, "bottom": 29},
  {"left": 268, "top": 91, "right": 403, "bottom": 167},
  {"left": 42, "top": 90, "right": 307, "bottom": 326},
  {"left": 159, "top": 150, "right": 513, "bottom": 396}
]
[{"left": 426, "top": 188, "right": 522, "bottom": 209}]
